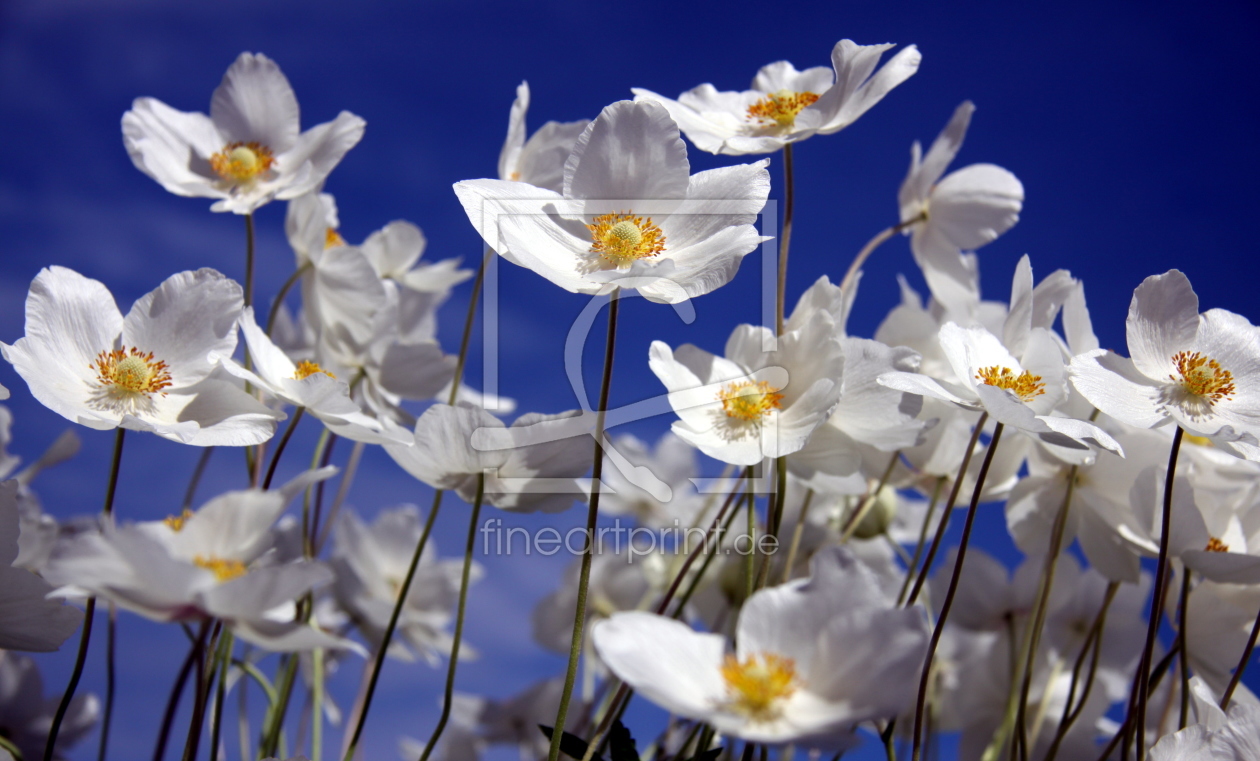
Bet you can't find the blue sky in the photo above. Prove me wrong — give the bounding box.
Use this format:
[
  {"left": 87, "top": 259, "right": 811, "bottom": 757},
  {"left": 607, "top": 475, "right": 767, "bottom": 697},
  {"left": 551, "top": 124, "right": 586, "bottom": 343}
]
[{"left": 2, "top": 1, "right": 1259, "bottom": 759}]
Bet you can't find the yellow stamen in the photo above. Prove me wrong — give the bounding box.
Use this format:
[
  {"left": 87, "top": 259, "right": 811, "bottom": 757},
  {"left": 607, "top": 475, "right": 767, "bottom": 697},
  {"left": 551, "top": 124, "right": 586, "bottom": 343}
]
[
  {"left": 324, "top": 228, "right": 347, "bottom": 249},
  {"left": 976, "top": 366, "right": 1045, "bottom": 402},
  {"left": 587, "top": 212, "right": 666, "bottom": 268},
  {"left": 164, "top": 509, "right": 194, "bottom": 532},
  {"left": 746, "top": 90, "right": 820, "bottom": 128},
  {"left": 1170, "top": 351, "right": 1235, "bottom": 405},
  {"left": 720, "top": 653, "right": 799, "bottom": 721},
  {"left": 1183, "top": 433, "right": 1214, "bottom": 447},
  {"left": 294, "top": 360, "right": 335, "bottom": 380},
  {"left": 718, "top": 380, "right": 784, "bottom": 422},
  {"left": 90, "top": 347, "right": 173, "bottom": 413},
  {"left": 1205, "top": 537, "right": 1230, "bottom": 553},
  {"left": 194, "top": 556, "right": 248, "bottom": 582},
  {"left": 209, "top": 142, "right": 275, "bottom": 183}
]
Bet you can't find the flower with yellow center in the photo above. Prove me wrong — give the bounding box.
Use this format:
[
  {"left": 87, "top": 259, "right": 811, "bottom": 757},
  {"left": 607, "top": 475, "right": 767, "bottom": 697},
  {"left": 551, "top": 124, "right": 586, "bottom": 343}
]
[
  {"left": 587, "top": 213, "right": 667, "bottom": 268},
  {"left": 720, "top": 653, "right": 799, "bottom": 721},
  {"left": 1069, "top": 270, "right": 1260, "bottom": 450},
  {"left": 975, "top": 365, "right": 1045, "bottom": 403},
  {"left": 194, "top": 556, "right": 248, "bottom": 582},
  {"left": 89, "top": 347, "right": 173, "bottom": 413},
  {"left": 164, "top": 509, "right": 194, "bottom": 532},
  {"left": 718, "top": 380, "right": 784, "bottom": 423},
  {"left": 208, "top": 142, "right": 276, "bottom": 184},
  {"left": 293, "top": 360, "right": 334, "bottom": 380},
  {"left": 745, "top": 90, "right": 820, "bottom": 129},
  {"left": 1205, "top": 537, "right": 1230, "bottom": 553}
]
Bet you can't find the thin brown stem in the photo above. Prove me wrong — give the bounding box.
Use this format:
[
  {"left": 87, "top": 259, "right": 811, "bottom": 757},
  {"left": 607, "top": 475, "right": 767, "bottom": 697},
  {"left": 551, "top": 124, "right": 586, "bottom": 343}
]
[
  {"left": 1219, "top": 594, "right": 1260, "bottom": 709},
  {"left": 775, "top": 144, "right": 794, "bottom": 337},
  {"left": 839, "top": 214, "right": 924, "bottom": 295}
]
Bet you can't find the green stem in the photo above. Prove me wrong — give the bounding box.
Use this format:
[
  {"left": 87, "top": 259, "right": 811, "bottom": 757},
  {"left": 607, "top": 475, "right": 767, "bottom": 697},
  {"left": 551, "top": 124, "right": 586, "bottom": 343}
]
[
  {"left": 311, "top": 647, "right": 325, "bottom": 761},
  {"left": 263, "top": 407, "right": 305, "bottom": 490},
  {"left": 839, "top": 451, "right": 900, "bottom": 543},
  {"left": 1045, "top": 582, "right": 1118, "bottom": 761},
  {"left": 152, "top": 630, "right": 203, "bottom": 761},
  {"left": 209, "top": 630, "right": 234, "bottom": 761},
  {"left": 180, "top": 621, "right": 219, "bottom": 761},
  {"left": 97, "top": 604, "right": 117, "bottom": 761},
  {"left": 839, "top": 214, "right": 924, "bottom": 295},
  {"left": 780, "top": 488, "right": 815, "bottom": 585},
  {"left": 912, "top": 422, "right": 1005, "bottom": 761},
  {"left": 447, "top": 250, "right": 491, "bottom": 406},
  {"left": 546, "top": 291, "right": 620, "bottom": 761},
  {"left": 261, "top": 654, "right": 297, "bottom": 758},
  {"left": 896, "top": 478, "right": 946, "bottom": 607},
  {"left": 418, "top": 476, "right": 485, "bottom": 761},
  {"left": 244, "top": 212, "right": 256, "bottom": 309},
  {"left": 1220, "top": 598, "right": 1260, "bottom": 709},
  {"left": 1178, "top": 571, "right": 1192, "bottom": 729},
  {"left": 744, "top": 466, "right": 756, "bottom": 600},
  {"left": 775, "top": 144, "right": 794, "bottom": 337},
  {"left": 265, "top": 262, "right": 312, "bottom": 336},
  {"left": 182, "top": 447, "right": 213, "bottom": 510}
]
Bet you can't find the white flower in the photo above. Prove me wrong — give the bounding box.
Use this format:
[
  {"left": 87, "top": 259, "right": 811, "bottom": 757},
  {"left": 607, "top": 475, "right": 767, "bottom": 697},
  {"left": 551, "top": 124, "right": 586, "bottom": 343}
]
[
  {"left": 592, "top": 547, "right": 929, "bottom": 748},
  {"left": 1069, "top": 269, "right": 1260, "bottom": 444},
  {"left": 632, "top": 40, "right": 921, "bottom": 155},
  {"left": 454, "top": 100, "right": 771, "bottom": 304},
  {"left": 1, "top": 266, "right": 281, "bottom": 446},
  {"left": 385, "top": 404, "right": 590, "bottom": 513},
  {"left": 123, "top": 52, "right": 365, "bottom": 214},
  {"left": 498, "top": 81, "right": 590, "bottom": 192},
  {"left": 43, "top": 473, "right": 356, "bottom": 653},
  {"left": 897, "top": 102, "right": 1024, "bottom": 312},
  {"left": 649, "top": 311, "right": 844, "bottom": 465},
  {"left": 0, "top": 651, "right": 97, "bottom": 761},
  {"left": 594, "top": 432, "right": 707, "bottom": 528},
  {"left": 215, "top": 307, "right": 412, "bottom": 445},
  {"left": 0, "top": 480, "right": 81, "bottom": 652}
]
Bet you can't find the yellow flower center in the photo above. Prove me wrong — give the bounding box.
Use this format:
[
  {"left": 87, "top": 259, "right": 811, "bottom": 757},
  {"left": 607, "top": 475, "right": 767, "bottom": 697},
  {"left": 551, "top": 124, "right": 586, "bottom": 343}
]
[
  {"left": 164, "top": 509, "right": 194, "bottom": 532},
  {"left": 324, "top": 228, "right": 347, "bottom": 249},
  {"left": 194, "top": 556, "right": 248, "bottom": 582},
  {"left": 90, "top": 347, "right": 173, "bottom": 413},
  {"left": 718, "top": 380, "right": 784, "bottom": 422},
  {"left": 293, "top": 360, "right": 335, "bottom": 380},
  {"left": 746, "top": 90, "right": 821, "bottom": 128},
  {"left": 1170, "top": 352, "right": 1235, "bottom": 404},
  {"left": 720, "top": 653, "right": 799, "bottom": 721},
  {"left": 976, "top": 366, "right": 1046, "bottom": 402},
  {"left": 1183, "top": 433, "right": 1214, "bottom": 447},
  {"left": 588, "top": 212, "right": 667, "bottom": 268},
  {"left": 1205, "top": 537, "right": 1230, "bottom": 553},
  {"left": 209, "top": 142, "right": 276, "bottom": 183}
]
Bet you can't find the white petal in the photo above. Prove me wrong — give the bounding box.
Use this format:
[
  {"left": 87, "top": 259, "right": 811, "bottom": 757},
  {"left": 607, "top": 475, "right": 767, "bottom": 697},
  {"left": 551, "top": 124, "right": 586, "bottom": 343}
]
[
  {"left": 1126, "top": 270, "right": 1199, "bottom": 380},
  {"left": 122, "top": 97, "right": 224, "bottom": 198},
  {"left": 927, "top": 164, "right": 1023, "bottom": 250},
  {"left": 210, "top": 52, "right": 300, "bottom": 152},
  {"left": 272, "top": 111, "right": 366, "bottom": 199},
  {"left": 564, "top": 100, "right": 690, "bottom": 204},
  {"left": 1068, "top": 350, "right": 1169, "bottom": 429},
  {"left": 899, "top": 101, "right": 973, "bottom": 211},
  {"left": 123, "top": 268, "right": 242, "bottom": 386}
]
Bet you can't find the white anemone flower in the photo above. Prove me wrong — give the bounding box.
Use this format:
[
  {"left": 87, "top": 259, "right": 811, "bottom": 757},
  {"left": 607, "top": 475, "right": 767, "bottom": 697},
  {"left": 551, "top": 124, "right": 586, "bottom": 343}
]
[
  {"left": 215, "top": 307, "right": 411, "bottom": 445},
  {"left": 0, "top": 651, "right": 98, "bottom": 761},
  {"left": 879, "top": 322, "right": 1121, "bottom": 454},
  {"left": 1, "top": 266, "right": 282, "bottom": 446},
  {"left": 632, "top": 39, "right": 921, "bottom": 156},
  {"left": 498, "top": 81, "right": 590, "bottom": 192},
  {"left": 43, "top": 473, "right": 355, "bottom": 653},
  {"left": 592, "top": 547, "right": 929, "bottom": 748},
  {"left": 1069, "top": 269, "right": 1260, "bottom": 444},
  {"left": 123, "top": 52, "right": 365, "bottom": 214},
  {"left": 649, "top": 311, "right": 844, "bottom": 466},
  {"left": 454, "top": 100, "right": 771, "bottom": 304},
  {"left": 0, "top": 481, "right": 81, "bottom": 652},
  {"left": 897, "top": 102, "right": 1024, "bottom": 313}
]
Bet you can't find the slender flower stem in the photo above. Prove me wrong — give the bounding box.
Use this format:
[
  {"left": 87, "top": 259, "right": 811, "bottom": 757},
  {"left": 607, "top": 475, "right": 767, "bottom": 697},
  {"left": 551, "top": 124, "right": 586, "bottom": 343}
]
[
  {"left": 181, "top": 621, "right": 219, "bottom": 761},
  {"left": 265, "top": 262, "right": 313, "bottom": 336},
  {"left": 1045, "top": 582, "right": 1118, "bottom": 761},
  {"left": 912, "top": 422, "right": 1005, "bottom": 761},
  {"left": 261, "top": 654, "right": 297, "bottom": 758},
  {"left": 546, "top": 291, "right": 620, "bottom": 761},
  {"left": 418, "top": 475, "right": 485, "bottom": 761},
  {"left": 781, "top": 488, "right": 815, "bottom": 585},
  {"left": 897, "top": 478, "right": 946, "bottom": 607},
  {"left": 447, "top": 250, "right": 491, "bottom": 407},
  {"left": 839, "top": 451, "right": 901, "bottom": 543},
  {"left": 775, "top": 144, "right": 794, "bottom": 337},
  {"left": 244, "top": 212, "right": 256, "bottom": 309},
  {"left": 152, "top": 633, "right": 202, "bottom": 761},
  {"left": 839, "top": 214, "right": 924, "bottom": 295},
  {"left": 209, "top": 630, "right": 234, "bottom": 761},
  {"left": 906, "top": 413, "right": 988, "bottom": 607},
  {"left": 98, "top": 604, "right": 117, "bottom": 761},
  {"left": 744, "top": 466, "right": 756, "bottom": 599},
  {"left": 263, "top": 407, "right": 305, "bottom": 490},
  {"left": 657, "top": 471, "right": 746, "bottom": 617},
  {"left": 316, "top": 439, "right": 364, "bottom": 555},
  {"left": 46, "top": 428, "right": 126, "bottom": 761},
  {"left": 1133, "top": 426, "right": 1185, "bottom": 759},
  {"left": 342, "top": 490, "right": 443, "bottom": 761},
  {"left": 1177, "top": 572, "right": 1192, "bottom": 729},
  {"left": 182, "top": 447, "right": 214, "bottom": 510},
  {"left": 1219, "top": 595, "right": 1260, "bottom": 709}
]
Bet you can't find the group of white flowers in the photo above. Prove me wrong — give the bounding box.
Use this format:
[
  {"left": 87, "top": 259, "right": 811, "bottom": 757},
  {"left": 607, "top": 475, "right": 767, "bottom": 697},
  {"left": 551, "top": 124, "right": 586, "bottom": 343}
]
[{"left": 0, "top": 37, "right": 1256, "bottom": 761}]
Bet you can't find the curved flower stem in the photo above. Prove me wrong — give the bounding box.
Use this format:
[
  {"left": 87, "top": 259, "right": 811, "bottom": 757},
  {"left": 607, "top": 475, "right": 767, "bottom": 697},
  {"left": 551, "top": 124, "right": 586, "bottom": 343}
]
[
  {"left": 839, "top": 451, "right": 901, "bottom": 543},
  {"left": 45, "top": 427, "right": 126, "bottom": 761},
  {"left": 342, "top": 251, "right": 488, "bottom": 760},
  {"left": 781, "top": 488, "right": 815, "bottom": 585},
  {"left": 98, "top": 604, "right": 117, "bottom": 761},
  {"left": 546, "top": 290, "right": 620, "bottom": 761},
  {"left": 209, "top": 630, "right": 234, "bottom": 761},
  {"left": 418, "top": 475, "right": 486, "bottom": 761},
  {"left": 744, "top": 466, "right": 756, "bottom": 599},
  {"left": 1045, "top": 582, "right": 1118, "bottom": 761},
  {"left": 776, "top": 144, "right": 794, "bottom": 337},
  {"left": 261, "top": 653, "right": 297, "bottom": 758},
  {"left": 912, "top": 421, "right": 1005, "bottom": 761},
  {"left": 896, "top": 478, "right": 946, "bottom": 606},
  {"left": 1219, "top": 594, "right": 1260, "bottom": 709},
  {"left": 905, "top": 412, "right": 988, "bottom": 607},
  {"left": 265, "top": 262, "right": 313, "bottom": 336},
  {"left": 342, "top": 490, "right": 443, "bottom": 761},
  {"left": 263, "top": 407, "right": 305, "bottom": 490},
  {"left": 244, "top": 212, "right": 256, "bottom": 309},
  {"left": 182, "top": 447, "right": 214, "bottom": 510},
  {"left": 1132, "top": 425, "right": 1184, "bottom": 759},
  {"left": 153, "top": 624, "right": 206, "bottom": 761},
  {"left": 839, "top": 214, "right": 924, "bottom": 295},
  {"left": 314, "top": 439, "right": 363, "bottom": 556},
  {"left": 1178, "top": 572, "right": 1192, "bottom": 729},
  {"left": 181, "top": 620, "right": 220, "bottom": 761}
]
